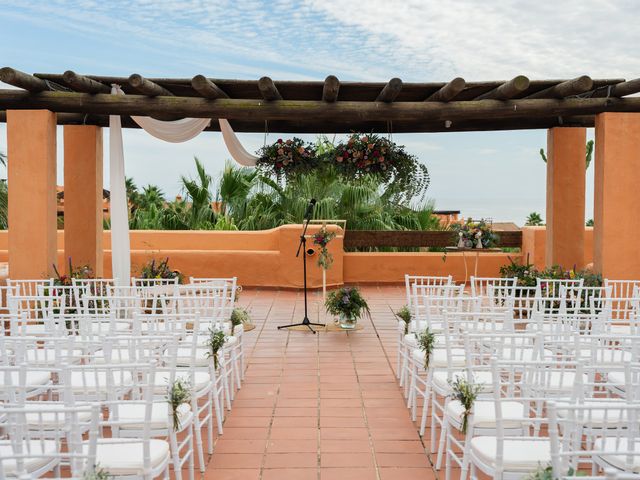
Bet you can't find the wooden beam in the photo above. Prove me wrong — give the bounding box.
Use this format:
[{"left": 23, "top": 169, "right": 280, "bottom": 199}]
[
  {"left": 376, "top": 77, "right": 403, "bottom": 102},
  {"left": 322, "top": 75, "right": 340, "bottom": 102},
  {"left": 591, "top": 78, "right": 640, "bottom": 98},
  {"left": 258, "top": 76, "right": 282, "bottom": 101},
  {"left": 526, "top": 75, "right": 593, "bottom": 99},
  {"left": 475, "top": 75, "right": 530, "bottom": 100},
  {"left": 62, "top": 70, "right": 110, "bottom": 94},
  {"left": 191, "top": 75, "right": 229, "bottom": 99},
  {"left": 1, "top": 90, "right": 639, "bottom": 124},
  {"left": 128, "top": 74, "right": 173, "bottom": 96},
  {"left": 0, "top": 67, "right": 48, "bottom": 92},
  {"left": 343, "top": 230, "right": 522, "bottom": 248},
  {"left": 0, "top": 110, "right": 597, "bottom": 132},
  {"left": 425, "top": 77, "right": 466, "bottom": 102}
]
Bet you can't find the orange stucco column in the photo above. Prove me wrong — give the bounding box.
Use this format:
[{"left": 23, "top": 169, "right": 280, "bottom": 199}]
[
  {"left": 594, "top": 113, "right": 640, "bottom": 279},
  {"left": 7, "top": 110, "right": 58, "bottom": 279},
  {"left": 545, "top": 127, "right": 586, "bottom": 269},
  {"left": 63, "top": 125, "right": 104, "bottom": 276}
]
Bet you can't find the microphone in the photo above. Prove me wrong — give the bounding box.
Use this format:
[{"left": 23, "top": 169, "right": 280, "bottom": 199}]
[{"left": 303, "top": 198, "right": 316, "bottom": 220}]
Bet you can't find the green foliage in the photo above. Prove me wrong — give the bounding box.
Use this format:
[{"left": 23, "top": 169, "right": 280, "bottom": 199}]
[
  {"left": 499, "top": 256, "right": 537, "bottom": 287},
  {"left": 83, "top": 465, "right": 112, "bottom": 480},
  {"left": 230, "top": 307, "right": 250, "bottom": 334},
  {"left": 167, "top": 378, "right": 191, "bottom": 431},
  {"left": 53, "top": 258, "right": 94, "bottom": 286},
  {"left": 540, "top": 140, "right": 594, "bottom": 169},
  {"left": 500, "top": 257, "right": 603, "bottom": 288},
  {"left": 325, "top": 287, "right": 371, "bottom": 321},
  {"left": 0, "top": 179, "right": 7, "bottom": 229},
  {"left": 525, "top": 212, "right": 544, "bottom": 226},
  {"left": 449, "top": 375, "right": 482, "bottom": 434},
  {"left": 524, "top": 465, "right": 583, "bottom": 480},
  {"left": 0, "top": 151, "right": 6, "bottom": 167},
  {"left": 139, "top": 257, "right": 183, "bottom": 283},
  {"left": 416, "top": 327, "right": 436, "bottom": 369},
  {"left": 586, "top": 218, "right": 594, "bottom": 227},
  {"left": 138, "top": 185, "right": 165, "bottom": 210},
  {"left": 205, "top": 328, "right": 226, "bottom": 370},
  {"left": 395, "top": 305, "right": 412, "bottom": 334}
]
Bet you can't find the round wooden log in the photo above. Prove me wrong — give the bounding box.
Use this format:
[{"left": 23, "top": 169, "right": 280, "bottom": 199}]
[
  {"left": 0, "top": 67, "right": 48, "bottom": 92},
  {"left": 425, "top": 77, "right": 466, "bottom": 102},
  {"left": 0, "top": 90, "right": 638, "bottom": 124},
  {"left": 128, "top": 74, "right": 173, "bottom": 96},
  {"left": 591, "top": 78, "right": 640, "bottom": 98},
  {"left": 191, "top": 75, "right": 228, "bottom": 99},
  {"left": 376, "top": 77, "right": 403, "bottom": 102},
  {"left": 475, "top": 75, "right": 530, "bottom": 100},
  {"left": 526, "top": 76, "right": 593, "bottom": 99},
  {"left": 322, "top": 75, "right": 340, "bottom": 102},
  {"left": 258, "top": 76, "right": 282, "bottom": 101},
  {"left": 62, "top": 70, "right": 110, "bottom": 94}
]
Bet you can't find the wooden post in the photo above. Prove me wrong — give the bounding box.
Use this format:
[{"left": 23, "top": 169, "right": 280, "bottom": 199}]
[
  {"left": 7, "top": 110, "right": 58, "bottom": 279},
  {"left": 593, "top": 113, "right": 640, "bottom": 279},
  {"left": 63, "top": 125, "right": 104, "bottom": 276},
  {"left": 545, "top": 127, "right": 586, "bottom": 269}
]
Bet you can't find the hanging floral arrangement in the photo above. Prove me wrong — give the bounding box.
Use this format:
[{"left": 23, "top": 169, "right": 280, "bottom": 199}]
[
  {"left": 331, "top": 133, "right": 430, "bottom": 201},
  {"left": 313, "top": 226, "right": 336, "bottom": 270},
  {"left": 256, "top": 138, "right": 317, "bottom": 179}
]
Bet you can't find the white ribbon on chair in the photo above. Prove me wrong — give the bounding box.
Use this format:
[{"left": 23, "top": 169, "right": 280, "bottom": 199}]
[{"left": 108, "top": 86, "right": 259, "bottom": 284}]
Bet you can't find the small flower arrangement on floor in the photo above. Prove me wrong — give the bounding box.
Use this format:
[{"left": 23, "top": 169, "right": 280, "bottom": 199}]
[
  {"left": 451, "top": 218, "right": 498, "bottom": 249},
  {"left": 53, "top": 258, "right": 94, "bottom": 287},
  {"left": 230, "top": 307, "right": 251, "bottom": 334},
  {"left": 205, "top": 327, "right": 227, "bottom": 370},
  {"left": 449, "top": 375, "right": 483, "bottom": 434},
  {"left": 416, "top": 327, "right": 436, "bottom": 369},
  {"left": 313, "top": 226, "right": 337, "bottom": 270},
  {"left": 395, "top": 305, "right": 412, "bottom": 335},
  {"left": 82, "top": 465, "right": 112, "bottom": 480},
  {"left": 256, "top": 137, "right": 317, "bottom": 178},
  {"left": 325, "top": 286, "right": 370, "bottom": 329},
  {"left": 139, "top": 257, "right": 184, "bottom": 284},
  {"left": 167, "top": 378, "right": 191, "bottom": 431}
]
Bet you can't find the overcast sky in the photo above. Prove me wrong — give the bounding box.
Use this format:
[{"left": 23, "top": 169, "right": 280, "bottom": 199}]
[{"left": 0, "top": 0, "right": 637, "bottom": 224}]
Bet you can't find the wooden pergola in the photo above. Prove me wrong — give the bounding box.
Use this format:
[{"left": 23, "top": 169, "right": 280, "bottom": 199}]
[
  {"left": 1, "top": 67, "right": 640, "bottom": 281},
  {"left": 1, "top": 68, "right": 640, "bottom": 133}
]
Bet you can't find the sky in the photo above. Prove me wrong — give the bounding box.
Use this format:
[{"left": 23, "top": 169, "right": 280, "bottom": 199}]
[{"left": 0, "top": 0, "right": 638, "bottom": 224}]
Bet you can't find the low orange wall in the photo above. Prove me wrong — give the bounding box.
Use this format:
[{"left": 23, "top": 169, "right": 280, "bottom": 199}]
[{"left": 0, "top": 225, "right": 596, "bottom": 286}]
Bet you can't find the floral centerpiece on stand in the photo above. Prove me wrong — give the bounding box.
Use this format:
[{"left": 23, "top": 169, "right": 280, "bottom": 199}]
[
  {"left": 313, "top": 226, "right": 336, "bottom": 270},
  {"left": 256, "top": 138, "right": 317, "bottom": 179},
  {"left": 325, "top": 286, "right": 370, "bottom": 330},
  {"left": 451, "top": 218, "right": 498, "bottom": 249}
]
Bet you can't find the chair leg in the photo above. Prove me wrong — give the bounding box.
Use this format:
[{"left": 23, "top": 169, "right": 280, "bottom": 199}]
[
  {"left": 213, "top": 387, "right": 224, "bottom": 434},
  {"left": 188, "top": 424, "right": 195, "bottom": 480},
  {"left": 435, "top": 405, "right": 448, "bottom": 470},
  {"left": 169, "top": 431, "right": 183, "bottom": 480},
  {"left": 419, "top": 384, "right": 431, "bottom": 436},
  {"left": 430, "top": 396, "right": 438, "bottom": 452},
  {"left": 193, "top": 410, "right": 206, "bottom": 473},
  {"left": 445, "top": 427, "right": 452, "bottom": 480}
]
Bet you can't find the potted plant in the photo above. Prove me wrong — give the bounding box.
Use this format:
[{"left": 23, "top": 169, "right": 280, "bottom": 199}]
[
  {"left": 139, "top": 257, "right": 184, "bottom": 284},
  {"left": 325, "top": 286, "right": 370, "bottom": 329}
]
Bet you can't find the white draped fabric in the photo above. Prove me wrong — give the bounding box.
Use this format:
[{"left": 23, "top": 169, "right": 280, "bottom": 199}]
[
  {"left": 109, "top": 86, "right": 131, "bottom": 286},
  {"left": 219, "top": 119, "right": 259, "bottom": 167},
  {"left": 108, "top": 87, "right": 259, "bottom": 284}
]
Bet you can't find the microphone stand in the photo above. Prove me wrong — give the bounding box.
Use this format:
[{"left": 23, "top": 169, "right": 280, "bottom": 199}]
[{"left": 277, "top": 207, "right": 326, "bottom": 333}]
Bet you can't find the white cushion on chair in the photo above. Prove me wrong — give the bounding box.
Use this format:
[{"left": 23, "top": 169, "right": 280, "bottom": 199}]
[
  {"left": 85, "top": 438, "right": 170, "bottom": 475},
  {"left": 0, "top": 439, "right": 58, "bottom": 475},
  {"left": 446, "top": 400, "right": 525, "bottom": 429},
  {"left": 432, "top": 371, "right": 493, "bottom": 394},
  {"left": 153, "top": 371, "right": 211, "bottom": 393},
  {"left": 0, "top": 370, "right": 51, "bottom": 388},
  {"left": 69, "top": 371, "right": 133, "bottom": 391},
  {"left": 607, "top": 370, "right": 626, "bottom": 388},
  {"left": 470, "top": 436, "right": 551, "bottom": 471},
  {"left": 111, "top": 402, "right": 191, "bottom": 429},
  {"left": 411, "top": 348, "right": 465, "bottom": 368},
  {"left": 578, "top": 348, "right": 632, "bottom": 363},
  {"left": 555, "top": 400, "right": 631, "bottom": 427},
  {"left": 595, "top": 437, "right": 640, "bottom": 472}
]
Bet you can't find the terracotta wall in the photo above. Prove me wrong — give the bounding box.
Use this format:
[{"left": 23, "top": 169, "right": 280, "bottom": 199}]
[
  {"left": 0, "top": 225, "right": 596, "bottom": 286},
  {"left": 521, "top": 226, "right": 593, "bottom": 270}
]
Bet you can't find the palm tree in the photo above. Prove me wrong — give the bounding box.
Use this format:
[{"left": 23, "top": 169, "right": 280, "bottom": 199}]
[
  {"left": 125, "top": 177, "right": 141, "bottom": 211},
  {"left": 0, "top": 151, "right": 6, "bottom": 167},
  {"left": 179, "top": 157, "right": 216, "bottom": 229},
  {"left": 525, "top": 212, "right": 544, "bottom": 226},
  {"left": 138, "top": 185, "right": 165, "bottom": 210}
]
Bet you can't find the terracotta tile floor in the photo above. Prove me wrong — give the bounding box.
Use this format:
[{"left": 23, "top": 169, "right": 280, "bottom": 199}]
[{"left": 203, "top": 285, "right": 439, "bottom": 480}]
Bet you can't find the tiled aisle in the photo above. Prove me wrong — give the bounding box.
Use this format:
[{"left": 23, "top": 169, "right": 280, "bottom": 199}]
[{"left": 205, "top": 285, "right": 437, "bottom": 480}]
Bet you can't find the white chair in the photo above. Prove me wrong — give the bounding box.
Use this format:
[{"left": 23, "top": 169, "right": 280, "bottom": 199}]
[
  {"left": 6, "top": 279, "right": 53, "bottom": 297},
  {"left": 0, "top": 403, "right": 100, "bottom": 479}
]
